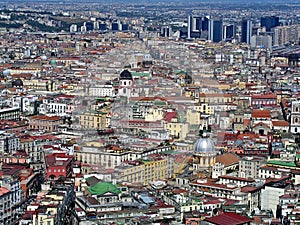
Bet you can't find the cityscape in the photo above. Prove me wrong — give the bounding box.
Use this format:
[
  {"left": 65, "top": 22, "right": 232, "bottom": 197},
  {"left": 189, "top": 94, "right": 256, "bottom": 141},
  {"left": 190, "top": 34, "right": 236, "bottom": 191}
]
[{"left": 0, "top": 0, "right": 300, "bottom": 225}]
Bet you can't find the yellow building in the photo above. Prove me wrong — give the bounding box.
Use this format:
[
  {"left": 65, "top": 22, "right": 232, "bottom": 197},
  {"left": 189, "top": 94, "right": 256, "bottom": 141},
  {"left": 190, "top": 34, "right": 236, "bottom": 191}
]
[
  {"left": 118, "top": 157, "right": 170, "bottom": 186},
  {"left": 173, "top": 154, "right": 192, "bottom": 176},
  {"left": 196, "top": 103, "right": 214, "bottom": 115},
  {"left": 164, "top": 118, "right": 189, "bottom": 140},
  {"left": 79, "top": 110, "right": 109, "bottom": 130},
  {"left": 145, "top": 108, "right": 164, "bottom": 121},
  {"left": 23, "top": 79, "right": 55, "bottom": 92},
  {"left": 186, "top": 108, "right": 201, "bottom": 125},
  {"left": 199, "top": 93, "right": 232, "bottom": 104}
]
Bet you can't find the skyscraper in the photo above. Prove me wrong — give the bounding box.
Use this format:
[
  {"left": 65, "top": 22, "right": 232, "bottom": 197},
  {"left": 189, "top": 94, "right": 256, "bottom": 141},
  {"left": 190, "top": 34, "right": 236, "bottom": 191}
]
[
  {"left": 187, "top": 15, "right": 202, "bottom": 39},
  {"left": 223, "top": 24, "right": 235, "bottom": 40},
  {"left": 208, "top": 19, "right": 223, "bottom": 42},
  {"left": 241, "top": 20, "right": 252, "bottom": 44},
  {"left": 161, "top": 26, "right": 172, "bottom": 37},
  {"left": 261, "top": 16, "right": 280, "bottom": 32},
  {"left": 202, "top": 16, "right": 209, "bottom": 31}
]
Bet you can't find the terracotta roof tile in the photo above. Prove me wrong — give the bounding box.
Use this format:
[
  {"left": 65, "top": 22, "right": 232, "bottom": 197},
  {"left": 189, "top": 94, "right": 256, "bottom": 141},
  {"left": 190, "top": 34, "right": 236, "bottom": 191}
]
[
  {"left": 216, "top": 152, "right": 240, "bottom": 166},
  {"left": 252, "top": 109, "right": 271, "bottom": 118},
  {"left": 272, "top": 120, "right": 289, "bottom": 126}
]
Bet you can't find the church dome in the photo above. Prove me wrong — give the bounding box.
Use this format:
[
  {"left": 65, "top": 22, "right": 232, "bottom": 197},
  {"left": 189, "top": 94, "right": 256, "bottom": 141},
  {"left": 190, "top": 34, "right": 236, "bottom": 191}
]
[
  {"left": 3, "top": 69, "right": 11, "bottom": 76},
  {"left": 41, "top": 55, "right": 47, "bottom": 61},
  {"left": 120, "top": 70, "right": 133, "bottom": 80},
  {"left": 194, "top": 136, "right": 215, "bottom": 154},
  {"left": 12, "top": 78, "right": 23, "bottom": 87}
]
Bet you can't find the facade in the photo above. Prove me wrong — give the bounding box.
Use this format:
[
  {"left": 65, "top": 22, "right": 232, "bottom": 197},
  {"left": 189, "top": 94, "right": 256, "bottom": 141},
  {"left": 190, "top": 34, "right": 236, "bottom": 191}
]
[
  {"left": 251, "top": 109, "right": 272, "bottom": 135},
  {"left": 290, "top": 101, "right": 300, "bottom": 134},
  {"left": 45, "top": 153, "right": 73, "bottom": 180},
  {"left": 46, "top": 102, "right": 72, "bottom": 116},
  {"left": 32, "top": 206, "right": 57, "bottom": 225},
  {"left": 0, "top": 107, "right": 20, "bottom": 120},
  {"left": 261, "top": 16, "right": 280, "bottom": 32},
  {"left": 0, "top": 133, "right": 20, "bottom": 154},
  {"left": 223, "top": 24, "right": 235, "bottom": 40},
  {"left": 208, "top": 19, "right": 223, "bottom": 42},
  {"left": 261, "top": 178, "right": 290, "bottom": 215},
  {"left": 79, "top": 110, "right": 109, "bottom": 130},
  {"left": 238, "top": 156, "right": 266, "bottom": 179},
  {"left": 190, "top": 179, "right": 241, "bottom": 199},
  {"left": 273, "top": 24, "right": 300, "bottom": 46},
  {"left": 89, "top": 84, "right": 115, "bottom": 97},
  {"left": 241, "top": 19, "right": 252, "bottom": 44},
  {"left": 250, "top": 35, "right": 272, "bottom": 50},
  {"left": 0, "top": 187, "right": 12, "bottom": 225},
  {"left": 161, "top": 26, "right": 173, "bottom": 38},
  {"left": 76, "top": 145, "right": 172, "bottom": 170},
  {"left": 187, "top": 15, "right": 202, "bottom": 39},
  {"left": 251, "top": 93, "right": 277, "bottom": 108},
  {"left": 23, "top": 79, "right": 55, "bottom": 92},
  {"left": 27, "top": 115, "right": 63, "bottom": 132},
  {"left": 116, "top": 156, "right": 170, "bottom": 185},
  {"left": 164, "top": 118, "right": 189, "bottom": 140}
]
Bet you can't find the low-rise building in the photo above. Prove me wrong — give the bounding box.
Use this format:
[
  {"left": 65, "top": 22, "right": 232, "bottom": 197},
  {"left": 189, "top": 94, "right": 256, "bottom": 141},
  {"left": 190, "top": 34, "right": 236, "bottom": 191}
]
[
  {"left": 27, "top": 115, "right": 63, "bottom": 132},
  {"left": 239, "top": 156, "right": 266, "bottom": 179},
  {"left": 45, "top": 153, "right": 73, "bottom": 180}
]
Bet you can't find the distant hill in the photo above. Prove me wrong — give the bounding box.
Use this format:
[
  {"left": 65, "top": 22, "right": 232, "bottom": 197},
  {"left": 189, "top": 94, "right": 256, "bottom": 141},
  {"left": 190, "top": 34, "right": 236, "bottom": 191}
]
[{"left": 7, "top": 0, "right": 300, "bottom": 3}]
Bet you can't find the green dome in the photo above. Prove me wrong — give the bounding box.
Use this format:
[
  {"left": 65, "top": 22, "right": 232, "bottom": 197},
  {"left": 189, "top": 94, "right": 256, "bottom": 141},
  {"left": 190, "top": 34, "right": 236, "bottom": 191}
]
[{"left": 87, "top": 182, "right": 121, "bottom": 196}]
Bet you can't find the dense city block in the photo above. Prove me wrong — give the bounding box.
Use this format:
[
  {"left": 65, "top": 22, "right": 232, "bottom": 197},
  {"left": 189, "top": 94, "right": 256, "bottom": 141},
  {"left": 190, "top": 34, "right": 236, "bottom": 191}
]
[{"left": 0, "top": 1, "right": 299, "bottom": 225}]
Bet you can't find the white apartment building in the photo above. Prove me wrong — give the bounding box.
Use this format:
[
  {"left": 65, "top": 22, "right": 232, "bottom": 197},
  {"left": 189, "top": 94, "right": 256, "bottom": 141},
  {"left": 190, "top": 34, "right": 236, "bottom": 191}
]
[
  {"left": 238, "top": 156, "right": 266, "bottom": 179},
  {"left": 89, "top": 84, "right": 115, "bottom": 97}
]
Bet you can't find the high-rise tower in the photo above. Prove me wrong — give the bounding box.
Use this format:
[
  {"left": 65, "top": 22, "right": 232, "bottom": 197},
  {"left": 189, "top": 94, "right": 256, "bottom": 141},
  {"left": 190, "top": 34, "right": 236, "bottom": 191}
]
[
  {"left": 241, "top": 19, "right": 252, "bottom": 44},
  {"left": 208, "top": 19, "right": 223, "bottom": 42},
  {"left": 261, "top": 16, "right": 279, "bottom": 32}
]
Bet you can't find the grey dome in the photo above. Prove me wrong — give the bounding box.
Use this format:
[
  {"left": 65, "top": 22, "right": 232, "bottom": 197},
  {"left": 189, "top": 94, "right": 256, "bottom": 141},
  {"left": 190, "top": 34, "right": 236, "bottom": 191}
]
[
  {"left": 194, "top": 137, "right": 215, "bottom": 154},
  {"left": 41, "top": 55, "right": 47, "bottom": 61},
  {"left": 3, "top": 69, "right": 11, "bottom": 76},
  {"left": 120, "top": 70, "right": 133, "bottom": 80}
]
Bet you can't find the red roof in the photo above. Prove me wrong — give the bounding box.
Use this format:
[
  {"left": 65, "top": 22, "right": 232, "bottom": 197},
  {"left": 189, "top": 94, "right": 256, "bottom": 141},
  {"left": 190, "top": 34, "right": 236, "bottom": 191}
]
[
  {"left": 252, "top": 110, "right": 271, "bottom": 118},
  {"left": 252, "top": 93, "right": 277, "bottom": 99},
  {"left": 163, "top": 112, "right": 177, "bottom": 122},
  {"left": 243, "top": 119, "right": 251, "bottom": 127},
  {"left": 241, "top": 186, "right": 260, "bottom": 193},
  {"left": 216, "top": 153, "right": 240, "bottom": 167},
  {"left": 204, "top": 212, "right": 252, "bottom": 225},
  {"left": 272, "top": 120, "right": 289, "bottom": 126},
  {"left": 29, "top": 115, "right": 61, "bottom": 121}
]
